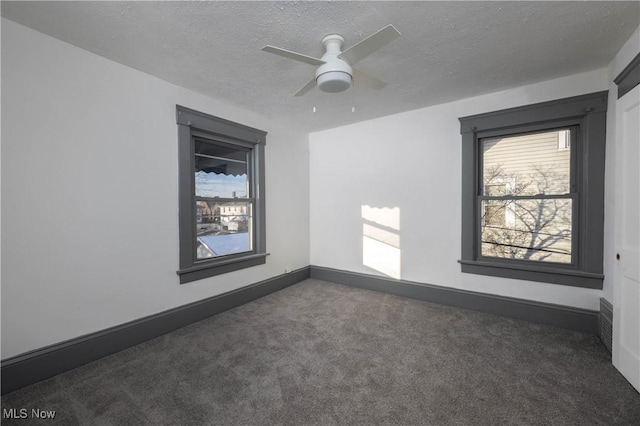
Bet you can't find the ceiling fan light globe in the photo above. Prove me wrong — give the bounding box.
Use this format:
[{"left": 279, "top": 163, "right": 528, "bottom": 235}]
[{"left": 317, "top": 71, "right": 352, "bottom": 93}]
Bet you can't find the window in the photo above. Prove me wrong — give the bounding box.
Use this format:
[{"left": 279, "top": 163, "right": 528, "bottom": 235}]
[
  {"left": 458, "top": 92, "right": 607, "bottom": 288},
  {"left": 481, "top": 128, "right": 574, "bottom": 264},
  {"left": 176, "top": 106, "right": 267, "bottom": 284}
]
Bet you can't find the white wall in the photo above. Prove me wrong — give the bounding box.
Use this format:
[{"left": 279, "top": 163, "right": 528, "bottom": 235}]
[
  {"left": 1, "top": 19, "right": 310, "bottom": 359},
  {"left": 602, "top": 26, "right": 640, "bottom": 304},
  {"left": 310, "top": 68, "right": 611, "bottom": 311},
  {"left": 3, "top": 15, "right": 637, "bottom": 360}
]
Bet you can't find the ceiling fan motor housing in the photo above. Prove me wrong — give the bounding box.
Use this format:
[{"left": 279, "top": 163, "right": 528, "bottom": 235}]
[{"left": 316, "top": 34, "right": 353, "bottom": 93}]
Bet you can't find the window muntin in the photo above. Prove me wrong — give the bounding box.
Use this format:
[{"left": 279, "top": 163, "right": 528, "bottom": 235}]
[{"left": 479, "top": 128, "right": 575, "bottom": 265}]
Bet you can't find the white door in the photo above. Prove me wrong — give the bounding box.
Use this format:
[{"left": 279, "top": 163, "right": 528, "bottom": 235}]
[{"left": 613, "top": 84, "right": 640, "bottom": 392}]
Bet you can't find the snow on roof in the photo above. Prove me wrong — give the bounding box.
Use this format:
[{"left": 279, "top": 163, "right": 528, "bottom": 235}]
[{"left": 198, "top": 233, "right": 250, "bottom": 256}]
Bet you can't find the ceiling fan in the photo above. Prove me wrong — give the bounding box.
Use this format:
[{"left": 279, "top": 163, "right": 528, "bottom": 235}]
[{"left": 262, "top": 25, "right": 401, "bottom": 96}]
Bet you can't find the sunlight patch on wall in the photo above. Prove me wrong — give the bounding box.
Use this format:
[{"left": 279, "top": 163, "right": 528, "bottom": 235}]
[
  {"left": 362, "top": 205, "right": 401, "bottom": 279},
  {"left": 361, "top": 205, "right": 400, "bottom": 231}
]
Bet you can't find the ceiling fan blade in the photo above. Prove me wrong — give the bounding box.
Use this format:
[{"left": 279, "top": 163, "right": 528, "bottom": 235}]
[
  {"left": 262, "top": 46, "right": 325, "bottom": 66},
  {"left": 293, "top": 78, "right": 317, "bottom": 97},
  {"left": 353, "top": 67, "right": 387, "bottom": 90},
  {"left": 339, "top": 25, "right": 401, "bottom": 65}
]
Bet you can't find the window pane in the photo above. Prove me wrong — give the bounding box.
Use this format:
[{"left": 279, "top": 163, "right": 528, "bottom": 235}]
[
  {"left": 482, "top": 129, "right": 571, "bottom": 196},
  {"left": 195, "top": 140, "right": 248, "bottom": 198},
  {"left": 196, "top": 200, "right": 252, "bottom": 259},
  {"left": 481, "top": 198, "right": 572, "bottom": 264}
]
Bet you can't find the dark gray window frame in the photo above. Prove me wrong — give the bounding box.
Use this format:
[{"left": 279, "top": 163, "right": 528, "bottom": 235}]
[
  {"left": 176, "top": 105, "right": 267, "bottom": 284},
  {"left": 458, "top": 91, "right": 607, "bottom": 289}
]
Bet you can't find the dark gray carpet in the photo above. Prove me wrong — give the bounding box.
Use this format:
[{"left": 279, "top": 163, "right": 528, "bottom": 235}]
[{"left": 2, "top": 279, "right": 638, "bottom": 425}]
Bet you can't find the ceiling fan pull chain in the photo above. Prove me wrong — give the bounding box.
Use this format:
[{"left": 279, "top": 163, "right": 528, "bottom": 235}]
[{"left": 351, "top": 81, "right": 356, "bottom": 113}]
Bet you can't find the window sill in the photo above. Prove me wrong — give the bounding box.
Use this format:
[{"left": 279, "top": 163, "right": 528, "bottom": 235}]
[
  {"left": 458, "top": 259, "right": 603, "bottom": 289},
  {"left": 177, "top": 253, "right": 269, "bottom": 284}
]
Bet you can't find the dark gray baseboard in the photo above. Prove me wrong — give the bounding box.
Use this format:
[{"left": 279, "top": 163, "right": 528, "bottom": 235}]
[
  {"left": 2, "top": 265, "right": 600, "bottom": 395},
  {"left": 599, "top": 298, "right": 613, "bottom": 354},
  {"left": 310, "top": 266, "right": 598, "bottom": 334},
  {"left": 1, "top": 267, "right": 310, "bottom": 395}
]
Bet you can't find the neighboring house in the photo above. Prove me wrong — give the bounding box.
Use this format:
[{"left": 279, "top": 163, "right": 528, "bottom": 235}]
[
  {"left": 196, "top": 201, "right": 222, "bottom": 234},
  {"left": 197, "top": 201, "right": 249, "bottom": 232},
  {"left": 225, "top": 219, "right": 248, "bottom": 232},
  {"left": 196, "top": 201, "right": 250, "bottom": 259},
  {"left": 481, "top": 129, "right": 573, "bottom": 263},
  {"left": 220, "top": 202, "right": 249, "bottom": 231},
  {"left": 220, "top": 203, "right": 247, "bottom": 217},
  {"left": 196, "top": 201, "right": 215, "bottom": 223}
]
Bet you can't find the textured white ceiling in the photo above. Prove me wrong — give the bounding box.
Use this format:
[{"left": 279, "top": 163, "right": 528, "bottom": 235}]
[{"left": 2, "top": 1, "right": 638, "bottom": 133}]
